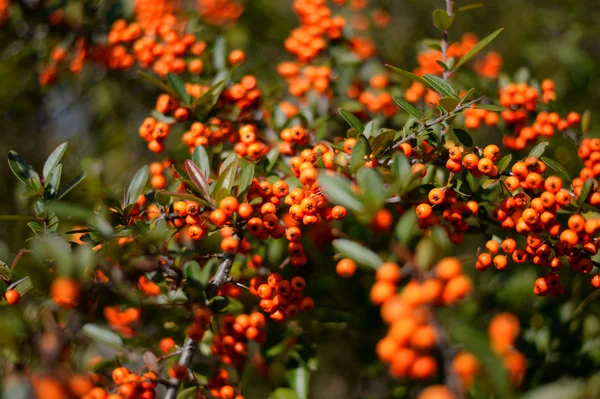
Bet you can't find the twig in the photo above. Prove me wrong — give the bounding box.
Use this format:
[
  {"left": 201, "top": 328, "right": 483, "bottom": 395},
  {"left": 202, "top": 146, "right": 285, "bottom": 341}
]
[
  {"left": 206, "top": 226, "right": 246, "bottom": 298},
  {"left": 10, "top": 248, "right": 30, "bottom": 272},
  {"left": 164, "top": 337, "right": 197, "bottom": 399},
  {"left": 388, "top": 97, "right": 483, "bottom": 154},
  {"left": 441, "top": 0, "right": 456, "bottom": 81}
]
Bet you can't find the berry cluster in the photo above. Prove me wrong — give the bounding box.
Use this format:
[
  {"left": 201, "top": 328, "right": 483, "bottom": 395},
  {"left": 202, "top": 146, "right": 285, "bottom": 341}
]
[
  {"left": 104, "top": 306, "right": 141, "bottom": 338},
  {"left": 196, "top": 0, "right": 243, "bottom": 26},
  {"left": 250, "top": 273, "right": 314, "bottom": 321},
  {"left": 373, "top": 258, "right": 472, "bottom": 380},
  {"left": 110, "top": 367, "right": 158, "bottom": 399},
  {"left": 206, "top": 368, "right": 244, "bottom": 399},
  {"left": 284, "top": 0, "right": 345, "bottom": 62},
  {"left": 498, "top": 80, "right": 580, "bottom": 150},
  {"left": 211, "top": 312, "right": 266, "bottom": 366}
]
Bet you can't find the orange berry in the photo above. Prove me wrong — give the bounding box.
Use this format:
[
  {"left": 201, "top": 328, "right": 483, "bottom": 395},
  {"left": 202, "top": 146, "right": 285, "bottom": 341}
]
[
  {"left": 336, "top": 258, "right": 357, "bottom": 277},
  {"left": 5, "top": 289, "right": 20, "bottom": 305}
]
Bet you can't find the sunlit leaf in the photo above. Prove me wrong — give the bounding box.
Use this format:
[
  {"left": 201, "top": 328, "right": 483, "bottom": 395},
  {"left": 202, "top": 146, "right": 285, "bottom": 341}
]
[{"left": 332, "top": 238, "right": 382, "bottom": 269}]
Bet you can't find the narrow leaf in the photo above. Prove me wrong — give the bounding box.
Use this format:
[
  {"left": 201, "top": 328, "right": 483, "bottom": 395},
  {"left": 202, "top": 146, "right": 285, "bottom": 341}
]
[
  {"left": 393, "top": 96, "right": 422, "bottom": 119},
  {"left": 338, "top": 108, "right": 364, "bottom": 133},
  {"left": 192, "top": 145, "right": 211, "bottom": 178},
  {"left": 137, "top": 71, "right": 176, "bottom": 96},
  {"left": 474, "top": 104, "right": 504, "bottom": 112},
  {"left": 454, "top": 28, "right": 504, "bottom": 71},
  {"left": 167, "top": 73, "right": 191, "bottom": 104},
  {"left": 541, "top": 157, "right": 571, "bottom": 183},
  {"left": 332, "top": 239, "right": 383, "bottom": 269},
  {"left": 350, "top": 135, "right": 369, "bottom": 172},
  {"left": 58, "top": 172, "right": 87, "bottom": 199},
  {"left": 423, "top": 74, "right": 458, "bottom": 99},
  {"left": 497, "top": 154, "right": 512, "bottom": 175},
  {"left": 318, "top": 172, "right": 364, "bottom": 214},
  {"left": 528, "top": 141, "right": 549, "bottom": 158},
  {"left": 125, "top": 166, "right": 149, "bottom": 207},
  {"left": 82, "top": 324, "right": 124, "bottom": 349},
  {"left": 453, "top": 128, "right": 474, "bottom": 147},
  {"left": 184, "top": 160, "right": 213, "bottom": 206},
  {"left": 43, "top": 142, "right": 68, "bottom": 179},
  {"left": 577, "top": 179, "right": 594, "bottom": 207},
  {"left": 8, "top": 151, "right": 40, "bottom": 188},
  {"left": 385, "top": 64, "right": 429, "bottom": 86}
]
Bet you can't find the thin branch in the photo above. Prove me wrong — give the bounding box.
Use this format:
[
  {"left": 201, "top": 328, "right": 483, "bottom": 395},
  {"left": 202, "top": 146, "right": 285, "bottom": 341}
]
[
  {"left": 441, "top": 1, "right": 455, "bottom": 80},
  {"left": 389, "top": 97, "right": 483, "bottom": 154},
  {"left": 206, "top": 226, "right": 246, "bottom": 298},
  {"left": 10, "top": 248, "right": 30, "bottom": 272},
  {"left": 164, "top": 337, "right": 197, "bottom": 399}
]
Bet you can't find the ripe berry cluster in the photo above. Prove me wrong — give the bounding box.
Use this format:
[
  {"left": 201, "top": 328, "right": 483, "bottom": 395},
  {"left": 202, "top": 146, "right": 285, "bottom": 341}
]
[{"left": 250, "top": 273, "right": 314, "bottom": 321}]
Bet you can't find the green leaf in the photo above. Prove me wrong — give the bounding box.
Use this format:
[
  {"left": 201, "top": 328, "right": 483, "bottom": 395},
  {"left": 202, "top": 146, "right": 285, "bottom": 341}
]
[
  {"left": 332, "top": 238, "right": 382, "bottom": 269},
  {"left": 432, "top": 9, "right": 454, "bottom": 31},
  {"left": 184, "top": 160, "right": 214, "bottom": 206},
  {"left": 237, "top": 162, "right": 255, "bottom": 198},
  {"left": 285, "top": 366, "right": 310, "bottom": 399},
  {"left": 578, "top": 179, "right": 594, "bottom": 207},
  {"left": 435, "top": 60, "right": 449, "bottom": 71},
  {"left": 393, "top": 96, "right": 422, "bottom": 119},
  {"left": 125, "top": 166, "right": 149, "bottom": 207},
  {"left": 44, "top": 163, "right": 62, "bottom": 198},
  {"left": 191, "top": 80, "right": 225, "bottom": 109},
  {"left": 473, "top": 104, "right": 504, "bottom": 112},
  {"left": 8, "top": 151, "right": 40, "bottom": 188},
  {"left": 167, "top": 73, "right": 191, "bottom": 105},
  {"left": 338, "top": 108, "right": 364, "bottom": 133},
  {"left": 58, "top": 172, "right": 87, "bottom": 199},
  {"left": 395, "top": 210, "right": 419, "bottom": 246},
  {"left": 362, "top": 121, "right": 375, "bottom": 138},
  {"left": 447, "top": 320, "right": 513, "bottom": 399},
  {"left": 439, "top": 97, "right": 459, "bottom": 112},
  {"left": 318, "top": 172, "right": 364, "bottom": 214},
  {"left": 82, "top": 324, "right": 124, "bottom": 349},
  {"left": 176, "top": 387, "right": 199, "bottom": 399},
  {"left": 43, "top": 142, "right": 68, "bottom": 179},
  {"left": 212, "top": 156, "right": 239, "bottom": 204},
  {"left": 137, "top": 71, "right": 177, "bottom": 97},
  {"left": 454, "top": 28, "right": 504, "bottom": 72},
  {"left": 391, "top": 153, "right": 412, "bottom": 181},
  {"left": 183, "top": 261, "right": 206, "bottom": 302},
  {"left": 582, "top": 110, "right": 591, "bottom": 134},
  {"left": 270, "top": 388, "right": 299, "bottom": 399},
  {"left": 350, "top": 135, "right": 369, "bottom": 172},
  {"left": 415, "top": 237, "right": 439, "bottom": 271},
  {"left": 371, "top": 129, "right": 396, "bottom": 154},
  {"left": 422, "top": 74, "right": 458, "bottom": 100},
  {"left": 192, "top": 145, "right": 211, "bottom": 178},
  {"left": 213, "top": 37, "right": 228, "bottom": 72},
  {"left": 528, "top": 141, "right": 549, "bottom": 158},
  {"left": 266, "top": 148, "right": 280, "bottom": 174},
  {"left": 457, "top": 2, "right": 484, "bottom": 12},
  {"left": 357, "top": 168, "right": 386, "bottom": 213},
  {"left": 10, "top": 276, "right": 33, "bottom": 295},
  {"left": 541, "top": 157, "right": 571, "bottom": 183},
  {"left": 453, "top": 128, "right": 474, "bottom": 147},
  {"left": 385, "top": 64, "right": 429, "bottom": 86},
  {"left": 208, "top": 296, "right": 231, "bottom": 312},
  {"left": 497, "top": 154, "right": 512, "bottom": 174}
]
